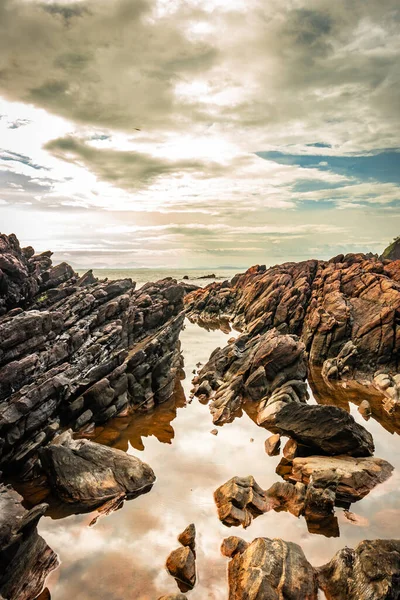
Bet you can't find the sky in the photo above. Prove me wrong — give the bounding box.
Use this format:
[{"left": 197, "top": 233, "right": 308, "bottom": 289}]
[{"left": 0, "top": 0, "right": 399, "bottom": 269}]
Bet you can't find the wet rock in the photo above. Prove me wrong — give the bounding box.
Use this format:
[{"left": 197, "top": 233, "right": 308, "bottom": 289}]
[
  {"left": 39, "top": 431, "right": 155, "bottom": 508},
  {"left": 166, "top": 546, "right": 196, "bottom": 592},
  {"left": 223, "top": 536, "right": 318, "bottom": 599},
  {"left": 193, "top": 328, "right": 308, "bottom": 425},
  {"left": 0, "top": 483, "right": 58, "bottom": 600},
  {"left": 214, "top": 476, "right": 272, "bottom": 528},
  {"left": 317, "top": 539, "right": 400, "bottom": 599},
  {"left": 265, "top": 433, "right": 281, "bottom": 456},
  {"left": 0, "top": 234, "right": 186, "bottom": 472},
  {"left": 185, "top": 251, "right": 400, "bottom": 404},
  {"left": 178, "top": 523, "right": 196, "bottom": 551},
  {"left": 279, "top": 454, "right": 393, "bottom": 505},
  {"left": 210, "top": 428, "right": 218, "bottom": 435},
  {"left": 270, "top": 403, "right": 374, "bottom": 457}
]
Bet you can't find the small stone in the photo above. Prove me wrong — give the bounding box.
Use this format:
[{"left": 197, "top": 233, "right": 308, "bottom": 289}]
[
  {"left": 265, "top": 433, "right": 281, "bottom": 456},
  {"left": 210, "top": 429, "right": 218, "bottom": 436},
  {"left": 178, "top": 523, "right": 196, "bottom": 550}
]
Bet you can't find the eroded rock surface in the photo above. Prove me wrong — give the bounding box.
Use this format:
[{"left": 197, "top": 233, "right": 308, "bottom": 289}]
[
  {"left": 186, "top": 253, "right": 400, "bottom": 419},
  {"left": 278, "top": 454, "right": 393, "bottom": 505},
  {"left": 166, "top": 546, "right": 196, "bottom": 592},
  {"left": 39, "top": 431, "right": 155, "bottom": 508},
  {"left": 193, "top": 328, "right": 308, "bottom": 425},
  {"left": 0, "top": 483, "right": 58, "bottom": 600},
  {"left": 317, "top": 539, "right": 400, "bottom": 599},
  {"left": 222, "top": 536, "right": 318, "bottom": 600},
  {"left": 0, "top": 234, "right": 185, "bottom": 473}
]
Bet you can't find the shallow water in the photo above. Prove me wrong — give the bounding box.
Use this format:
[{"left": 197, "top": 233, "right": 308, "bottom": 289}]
[{"left": 35, "top": 318, "right": 400, "bottom": 600}]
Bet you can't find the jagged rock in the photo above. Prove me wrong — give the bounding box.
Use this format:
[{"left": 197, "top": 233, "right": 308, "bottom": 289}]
[
  {"left": 317, "top": 539, "right": 400, "bottom": 599},
  {"left": 214, "top": 476, "right": 272, "bottom": 528},
  {"left": 193, "top": 328, "right": 308, "bottom": 425},
  {"left": 39, "top": 431, "right": 155, "bottom": 508},
  {"left": 0, "top": 483, "right": 58, "bottom": 600},
  {"left": 278, "top": 454, "right": 393, "bottom": 505},
  {"left": 0, "top": 234, "right": 186, "bottom": 472},
  {"left": 178, "top": 523, "right": 196, "bottom": 551},
  {"left": 268, "top": 403, "right": 374, "bottom": 457},
  {"left": 222, "top": 536, "right": 318, "bottom": 599},
  {"left": 166, "top": 546, "right": 196, "bottom": 592},
  {"left": 185, "top": 252, "right": 400, "bottom": 386}
]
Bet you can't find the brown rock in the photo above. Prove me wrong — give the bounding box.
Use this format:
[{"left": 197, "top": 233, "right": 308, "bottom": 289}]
[
  {"left": 265, "top": 433, "right": 281, "bottom": 456},
  {"left": 317, "top": 539, "right": 400, "bottom": 599},
  {"left": 166, "top": 546, "right": 196, "bottom": 592},
  {"left": 224, "top": 536, "right": 318, "bottom": 599},
  {"left": 178, "top": 523, "right": 196, "bottom": 551}
]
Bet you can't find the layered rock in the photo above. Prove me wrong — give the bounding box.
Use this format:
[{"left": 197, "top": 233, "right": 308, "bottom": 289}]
[
  {"left": 0, "top": 233, "right": 78, "bottom": 315},
  {"left": 186, "top": 253, "right": 400, "bottom": 403},
  {"left": 0, "top": 234, "right": 186, "bottom": 473},
  {"left": 0, "top": 483, "right": 58, "bottom": 600},
  {"left": 317, "top": 539, "right": 400, "bottom": 599},
  {"left": 221, "top": 536, "right": 318, "bottom": 600},
  {"left": 193, "top": 327, "right": 374, "bottom": 458},
  {"left": 39, "top": 430, "right": 155, "bottom": 509},
  {"left": 192, "top": 328, "right": 308, "bottom": 425}
]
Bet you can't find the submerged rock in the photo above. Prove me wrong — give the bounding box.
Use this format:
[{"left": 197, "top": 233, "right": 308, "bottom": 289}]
[
  {"left": 0, "top": 483, "right": 58, "bottom": 600},
  {"left": 222, "top": 536, "right": 318, "bottom": 600},
  {"left": 317, "top": 539, "right": 400, "bottom": 599},
  {"left": 39, "top": 431, "right": 155, "bottom": 508}
]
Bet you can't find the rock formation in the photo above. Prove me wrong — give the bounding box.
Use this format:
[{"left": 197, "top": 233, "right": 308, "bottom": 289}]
[
  {"left": 165, "top": 524, "right": 197, "bottom": 592},
  {"left": 221, "top": 536, "right": 318, "bottom": 599},
  {"left": 222, "top": 535, "right": 400, "bottom": 600},
  {"left": 317, "top": 539, "right": 400, "bottom": 599},
  {"left": 186, "top": 253, "right": 400, "bottom": 418},
  {"left": 0, "top": 233, "right": 186, "bottom": 474},
  {"left": 215, "top": 455, "right": 393, "bottom": 536},
  {"left": 0, "top": 483, "right": 58, "bottom": 600}
]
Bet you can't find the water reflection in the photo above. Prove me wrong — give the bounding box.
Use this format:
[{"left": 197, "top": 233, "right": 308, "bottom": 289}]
[
  {"left": 33, "top": 320, "right": 400, "bottom": 600},
  {"left": 309, "top": 368, "right": 400, "bottom": 435}
]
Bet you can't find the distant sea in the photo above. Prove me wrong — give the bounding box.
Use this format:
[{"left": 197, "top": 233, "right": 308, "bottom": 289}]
[{"left": 89, "top": 268, "right": 241, "bottom": 288}]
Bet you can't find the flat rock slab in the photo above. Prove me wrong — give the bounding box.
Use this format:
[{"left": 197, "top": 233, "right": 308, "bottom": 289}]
[
  {"left": 223, "top": 536, "right": 318, "bottom": 600},
  {"left": 39, "top": 431, "right": 155, "bottom": 508},
  {"left": 272, "top": 403, "right": 374, "bottom": 457}
]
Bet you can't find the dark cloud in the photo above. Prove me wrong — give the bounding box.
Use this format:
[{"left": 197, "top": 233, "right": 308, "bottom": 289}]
[{"left": 45, "top": 136, "right": 226, "bottom": 188}]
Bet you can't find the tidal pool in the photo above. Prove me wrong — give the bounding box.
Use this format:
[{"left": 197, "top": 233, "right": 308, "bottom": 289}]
[{"left": 36, "top": 319, "right": 400, "bottom": 599}]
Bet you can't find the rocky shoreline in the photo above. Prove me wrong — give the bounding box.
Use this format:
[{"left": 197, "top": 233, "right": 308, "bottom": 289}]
[{"left": 1, "top": 232, "right": 399, "bottom": 599}]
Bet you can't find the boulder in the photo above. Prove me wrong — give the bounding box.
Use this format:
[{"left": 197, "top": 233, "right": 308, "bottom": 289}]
[
  {"left": 269, "top": 403, "right": 374, "bottom": 457},
  {"left": 178, "top": 523, "right": 196, "bottom": 552},
  {"left": 222, "top": 536, "right": 318, "bottom": 599},
  {"left": 39, "top": 431, "right": 155, "bottom": 508}
]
